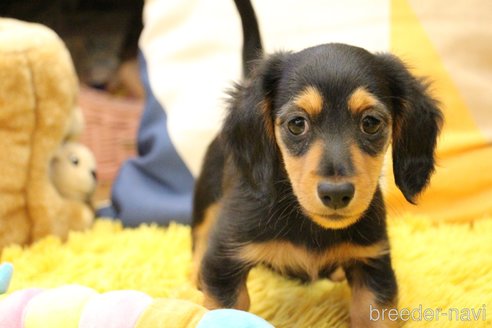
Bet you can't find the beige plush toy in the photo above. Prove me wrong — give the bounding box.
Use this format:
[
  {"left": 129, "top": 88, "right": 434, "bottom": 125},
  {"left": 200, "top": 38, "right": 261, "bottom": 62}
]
[
  {"left": 50, "top": 142, "right": 97, "bottom": 207},
  {"left": 0, "top": 18, "right": 93, "bottom": 249}
]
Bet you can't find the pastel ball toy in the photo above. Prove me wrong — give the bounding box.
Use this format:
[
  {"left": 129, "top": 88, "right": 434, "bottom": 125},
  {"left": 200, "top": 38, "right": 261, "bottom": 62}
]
[
  {"left": 0, "top": 263, "right": 13, "bottom": 294},
  {"left": 134, "top": 298, "right": 208, "bottom": 328},
  {"left": 23, "top": 285, "right": 97, "bottom": 328},
  {"left": 197, "top": 309, "right": 274, "bottom": 328},
  {"left": 79, "top": 290, "right": 152, "bottom": 328},
  {"left": 0, "top": 288, "right": 44, "bottom": 328},
  {"left": 0, "top": 285, "right": 275, "bottom": 328}
]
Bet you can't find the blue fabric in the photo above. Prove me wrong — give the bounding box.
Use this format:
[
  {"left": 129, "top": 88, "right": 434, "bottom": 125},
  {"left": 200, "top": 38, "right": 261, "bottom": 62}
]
[{"left": 98, "top": 53, "right": 195, "bottom": 226}]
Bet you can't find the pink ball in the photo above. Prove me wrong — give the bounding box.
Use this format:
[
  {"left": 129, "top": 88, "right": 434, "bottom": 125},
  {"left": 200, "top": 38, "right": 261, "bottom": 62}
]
[
  {"left": 0, "top": 288, "right": 44, "bottom": 328},
  {"left": 79, "top": 290, "right": 153, "bottom": 328}
]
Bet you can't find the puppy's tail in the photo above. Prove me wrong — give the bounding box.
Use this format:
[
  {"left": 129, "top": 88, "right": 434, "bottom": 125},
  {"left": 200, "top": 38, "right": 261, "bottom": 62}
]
[{"left": 233, "top": 0, "right": 263, "bottom": 78}]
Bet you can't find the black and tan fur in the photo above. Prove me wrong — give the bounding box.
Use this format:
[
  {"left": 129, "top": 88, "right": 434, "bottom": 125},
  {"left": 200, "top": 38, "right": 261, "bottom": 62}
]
[{"left": 192, "top": 2, "right": 443, "bottom": 327}]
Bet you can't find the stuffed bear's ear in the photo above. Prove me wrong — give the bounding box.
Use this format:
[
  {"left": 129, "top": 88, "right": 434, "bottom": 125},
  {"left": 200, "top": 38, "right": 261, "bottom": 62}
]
[
  {"left": 222, "top": 52, "right": 288, "bottom": 191},
  {"left": 376, "top": 54, "right": 444, "bottom": 204}
]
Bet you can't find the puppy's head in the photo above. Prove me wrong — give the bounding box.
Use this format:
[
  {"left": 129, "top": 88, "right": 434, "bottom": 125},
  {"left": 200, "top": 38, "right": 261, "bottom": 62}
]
[{"left": 224, "top": 44, "right": 442, "bottom": 229}]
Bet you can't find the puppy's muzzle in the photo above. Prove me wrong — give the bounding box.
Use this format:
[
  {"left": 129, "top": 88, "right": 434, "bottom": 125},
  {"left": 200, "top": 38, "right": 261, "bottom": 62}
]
[{"left": 317, "top": 182, "right": 354, "bottom": 209}]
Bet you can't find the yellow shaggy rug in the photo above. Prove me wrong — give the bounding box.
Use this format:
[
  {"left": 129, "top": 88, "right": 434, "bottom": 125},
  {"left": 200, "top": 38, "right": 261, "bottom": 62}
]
[{"left": 2, "top": 216, "right": 492, "bottom": 327}]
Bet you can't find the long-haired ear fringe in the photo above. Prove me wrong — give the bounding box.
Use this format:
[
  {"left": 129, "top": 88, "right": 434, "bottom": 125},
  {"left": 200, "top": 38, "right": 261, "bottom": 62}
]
[
  {"left": 377, "top": 54, "right": 444, "bottom": 203},
  {"left": 222, "top": 53, "right": 288, "bottom": 191}
]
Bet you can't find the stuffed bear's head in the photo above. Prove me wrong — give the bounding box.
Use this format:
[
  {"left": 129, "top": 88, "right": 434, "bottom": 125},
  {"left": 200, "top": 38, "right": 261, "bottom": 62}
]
[{"left": 50, "top": 142, "right": 97, "bottom": 204}]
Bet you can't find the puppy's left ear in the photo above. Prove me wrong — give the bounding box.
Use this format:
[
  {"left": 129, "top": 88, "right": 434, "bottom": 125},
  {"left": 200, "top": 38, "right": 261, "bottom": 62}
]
[{"left": 377, "top": 54, "right": 444, "bottom": 204}]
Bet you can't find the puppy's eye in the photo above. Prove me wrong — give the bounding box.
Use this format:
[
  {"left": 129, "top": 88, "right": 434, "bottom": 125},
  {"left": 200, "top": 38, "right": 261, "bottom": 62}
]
[
  {"left": 360, "top": 115, "right": 382, "bottom": 135},
  {"left": 69, "top": 154, "right": 79, "bottom": 166},
  {"left": 287, "top": 117, "right": 308, "bottom": 136}
]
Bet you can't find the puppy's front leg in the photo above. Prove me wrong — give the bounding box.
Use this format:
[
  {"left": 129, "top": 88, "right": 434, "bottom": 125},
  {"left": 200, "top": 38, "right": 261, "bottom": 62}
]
[
  {"left": 199, "top": 243, "right": 252, "bottom": 311},
  {"left": 345, "top": 254, "right": 399, "bottom": 328}
]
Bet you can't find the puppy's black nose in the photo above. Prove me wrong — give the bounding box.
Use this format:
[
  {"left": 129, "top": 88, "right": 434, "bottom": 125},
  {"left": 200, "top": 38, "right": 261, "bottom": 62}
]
[
  {"left": 91, "top": 170, "right": 97, "bottom": 180},
  {"left": 317, "top": 182, "right": 355, "bottom": 209}
]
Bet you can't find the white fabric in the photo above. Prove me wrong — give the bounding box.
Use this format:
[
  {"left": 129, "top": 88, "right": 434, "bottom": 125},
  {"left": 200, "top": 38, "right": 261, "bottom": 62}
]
[{"left": 140, "top": 0, "right": 390, "bottom": 176}]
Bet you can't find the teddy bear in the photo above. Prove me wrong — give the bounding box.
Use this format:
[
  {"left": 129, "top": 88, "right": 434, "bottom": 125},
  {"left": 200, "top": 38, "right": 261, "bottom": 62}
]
[
  {"left": 0, "top": 18, "right": 94, "bottom": 250},
  {"left": 50, "top": 142, "right": 97, "bottom": 209}
]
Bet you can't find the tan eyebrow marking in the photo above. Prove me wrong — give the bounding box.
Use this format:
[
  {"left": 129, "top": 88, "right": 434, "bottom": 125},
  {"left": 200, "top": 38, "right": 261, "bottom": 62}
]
[
  {"left": 294, "top": 86, "right": 324, "bottom": 116},
  {"left": 348, "top": 87, "right": 379, "bottom": 114}
]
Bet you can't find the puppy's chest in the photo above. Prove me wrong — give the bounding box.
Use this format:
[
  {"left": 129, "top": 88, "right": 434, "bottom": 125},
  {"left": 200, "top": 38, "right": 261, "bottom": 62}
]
[{"left": 238, "top": 240, "right": 388, "bottom": 282}]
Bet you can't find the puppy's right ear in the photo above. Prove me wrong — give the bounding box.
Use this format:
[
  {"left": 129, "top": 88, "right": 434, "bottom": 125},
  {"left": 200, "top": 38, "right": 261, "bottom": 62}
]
[{"left": 222, "top": 52, "right": 288, "bottom": 191}]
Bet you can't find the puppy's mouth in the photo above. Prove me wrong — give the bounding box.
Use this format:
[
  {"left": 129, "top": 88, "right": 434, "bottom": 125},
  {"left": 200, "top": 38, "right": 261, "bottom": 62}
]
[
  {"left": 306, "top": 211, "right": 347, "bottom": 220},
  {"left": 303, "top": 209, "right": 363, "bottom": 229}
]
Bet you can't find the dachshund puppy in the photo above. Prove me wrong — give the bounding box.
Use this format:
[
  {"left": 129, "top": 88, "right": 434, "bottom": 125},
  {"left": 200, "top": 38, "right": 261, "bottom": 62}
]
[{"left": 192, "top": 42, "right": 442, "bottom": 327}]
